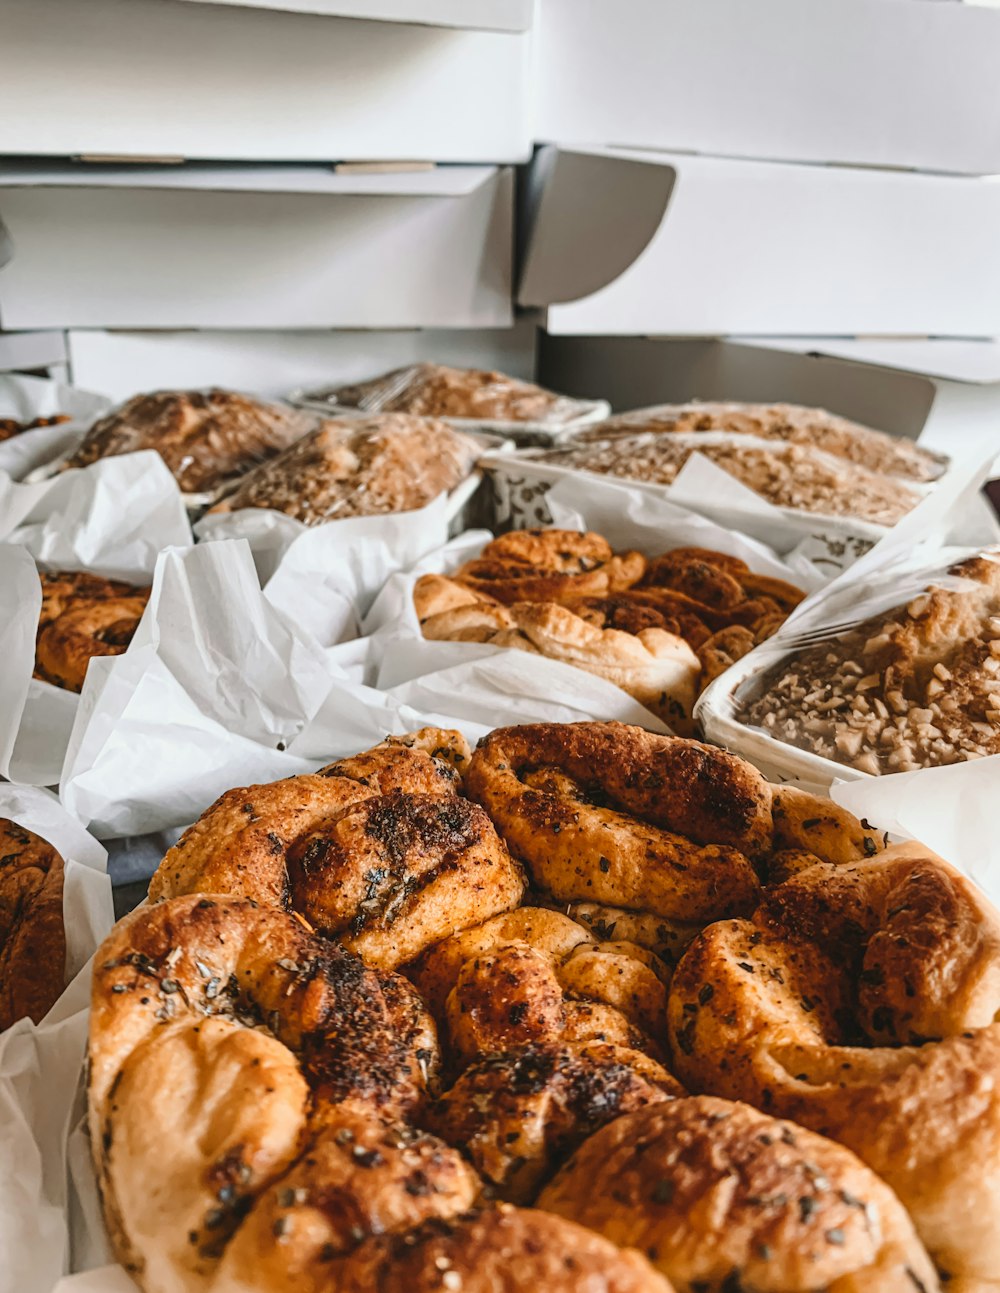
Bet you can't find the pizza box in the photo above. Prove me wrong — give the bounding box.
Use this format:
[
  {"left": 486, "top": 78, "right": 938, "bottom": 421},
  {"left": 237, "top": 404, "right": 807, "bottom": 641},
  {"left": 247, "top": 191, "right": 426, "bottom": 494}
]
[
  {"left": 176, "top": 0, "right": 533, "bottom": 30},
  {"left": 0, "top": 0, "right": 530, "bottom": 163},
  {"left": 518, "top": 146, "right": 1000, "bottom": 337},
  {"left": 64, "top": 322, "right": 539, "bottom": 404},
  {"left": 0, "top": 163, "right": 514, "bottom": 331},
  {"left": 534, "top": 0, "right": 1000, "bottom": 175}
]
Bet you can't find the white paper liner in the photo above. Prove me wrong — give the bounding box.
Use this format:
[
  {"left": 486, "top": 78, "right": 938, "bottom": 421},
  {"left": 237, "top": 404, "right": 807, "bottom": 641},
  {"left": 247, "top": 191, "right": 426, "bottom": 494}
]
[
  {"left": 0, "top": 376, "right": 110, "bottom": 482},
  {"left": 0, "top": 454, "right": 193, "bottom": 788},
  {"left": 695, "top": 447, "right": 1000, "bottom": 791},
  {"left": 57, "top": 540, "right": 474, "bottom": 839}
]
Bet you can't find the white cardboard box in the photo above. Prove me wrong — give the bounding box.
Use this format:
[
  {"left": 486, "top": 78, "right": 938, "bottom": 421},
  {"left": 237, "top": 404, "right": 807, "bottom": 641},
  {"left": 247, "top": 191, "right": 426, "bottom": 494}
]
[
  {"left": 0, "top": 0, "right": 530, "bottom": 162},
  {"left": 178, "top": 0, "right": 533, "bottom": 31},
  {"left": 0, "top": 332, "right": 68, "bottom": 376},
  {"left": 0, "top": 164, "right": 514, "bottom": 330},
  {"left": 535, "top": 0, "right": 1000, "bottom": 175},
  {"left": 535, "top": 334, "right": 1000, "bottom": 458},
  {"left": 66, "top": 322, "right": 539, "bottom": 403},
  {"left": 519, "top": 146, "right": 1000, "bottom": 337}
]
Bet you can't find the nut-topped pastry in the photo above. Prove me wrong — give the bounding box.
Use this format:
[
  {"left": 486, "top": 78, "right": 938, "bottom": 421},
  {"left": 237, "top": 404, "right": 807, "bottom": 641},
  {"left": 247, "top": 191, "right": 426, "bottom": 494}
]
[
  {"left": 743, "top": 549, "right": 1000, "bottom": 773},
  {"left": 63, "top": 389, "right": 312, "bottom": 493},
  {"left": 569, "top": 400, "right": 948, "bottom": 483},
  {"left": 208, "top": 414, "right": 479, "bottom": 523}
]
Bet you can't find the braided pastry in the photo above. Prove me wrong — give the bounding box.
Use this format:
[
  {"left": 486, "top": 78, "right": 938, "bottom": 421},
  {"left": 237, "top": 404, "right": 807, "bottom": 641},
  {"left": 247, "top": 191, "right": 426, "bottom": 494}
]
[
  {"left": 34, "top": 570, "right": 150, "bottom": 693},
  {"left": 539, "top": 1097, "right": 938, "bottom": 1292},
  {"left": 150, "top": 730, "right": 524, "bottom": 971},
  {"left": 0, "top": 818, "right": 65, "bottom": 1029},
  {"left": 667, "top": 842, "right": 1000, "bottom": 1286}
]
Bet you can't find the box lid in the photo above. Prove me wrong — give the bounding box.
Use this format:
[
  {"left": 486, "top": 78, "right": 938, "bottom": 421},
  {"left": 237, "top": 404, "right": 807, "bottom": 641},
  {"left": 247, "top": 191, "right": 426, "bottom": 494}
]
[{"left": 177, "top": 0, "right": 533, "bottom": 31}]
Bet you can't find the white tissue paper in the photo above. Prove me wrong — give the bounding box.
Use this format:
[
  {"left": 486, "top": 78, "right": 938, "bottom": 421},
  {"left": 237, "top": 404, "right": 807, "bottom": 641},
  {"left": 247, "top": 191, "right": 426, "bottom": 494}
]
[
  {"left": 195, "top": 491, "right": 455, "bottom": 647},
  {"left": 361, "top": 481, "right": 815, "bottom": 739},
  {"left": 0, "top": 784, "right": 114, "bottom": 1293},
  {"left": 0, "top": 374, "right": 108, "bottom": 482},
  {"left": 58, "top": 540, "right": 468, "bottom": 840},
  {"left": 0, "top": 454, "right": 193, "bottom": 788}
]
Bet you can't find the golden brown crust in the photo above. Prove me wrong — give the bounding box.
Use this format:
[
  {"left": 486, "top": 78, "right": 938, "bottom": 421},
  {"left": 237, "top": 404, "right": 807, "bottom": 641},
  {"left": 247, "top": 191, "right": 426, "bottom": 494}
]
[
  {"left": 64, "top": 388, "right": 312, "bottom": 492},
  {"left": 0, "top": 412, "right": 70, "bottom": 443},
  {"left": 0, "top": 818, "right": 65, "bottom": 1029},
  {"left": 147, "top": 731, "right": 520, "bottom": 968},
  {"left": 208, "top": 414, "right": 479, "bottom": 522},
  {"left": 667, "top": 842, "right": 1000, "bottom": 1285},
  {"left": 539, "top": 1096, "right": 939, "bottom": 1292},
  {"left": 422, "top": 1043, "right": 682, "bottom": 1203},
  {"left": 571, "top": 400, "right": 948, "bottom": 483},
  {"left": 452, "top": 530, "right": 646, "bottom": 604},
  {"left": 321, "top": 1205, "right": 673, "bottom": 1292},
  {"left": 746, "top": 548, "right": 1000, "bottom": 773},
  {"left": 34, "top": 570, "right": 150, "bottom": 693}
]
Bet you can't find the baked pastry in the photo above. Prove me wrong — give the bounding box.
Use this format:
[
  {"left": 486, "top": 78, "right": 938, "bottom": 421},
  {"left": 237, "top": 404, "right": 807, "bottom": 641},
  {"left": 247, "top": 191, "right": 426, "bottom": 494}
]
[
  {"left": 667, "top": 842, "right": 1000, "bottom": 1286},
  {"left": 0, "top": 818, "right": 65, "bottom": 1030},
  {"left": 207, "top": 413, "right": 479, "bottom": 523},
  {"left": 570, "top": 400, "right": 948, "bottom": 483},
  {"left": 743, "top": 549, "right": 1000, "bottom": 773},
  {"left": 540, "top": 436, "right": 921, "bottom": 526},
  {"left": 308, "top": 363, "right": 590, "bottom": 426},
  {"left": 415, "top": 533, "right": 804, "bottom": 728},
  {"left": 34, "top": 569, "right": 150, "bottom": 693},
  {"left": 0, "top": 412, "right": 70, "bottom": 443},
  {"left": 149, "top": 730, "right": 525, "bottom": 972},
  {"left": 63, "top": 389, "right": 313, "bottom": 493},
  {"left": 539, "top": 1097, "right": 939, "bottom": 1292}
]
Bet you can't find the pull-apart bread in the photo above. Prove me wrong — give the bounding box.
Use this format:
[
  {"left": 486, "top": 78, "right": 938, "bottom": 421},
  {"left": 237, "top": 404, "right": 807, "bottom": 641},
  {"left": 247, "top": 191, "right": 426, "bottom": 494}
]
[
  {"left": 306, "top": 361, "right": 591, "bottom": 426},
  {"left": 63, "top": 389, "right": 313, "bottom": 493},
  {"left": 414, "top": 530, "right": 804, "bottom": 731},
  {"left": 207, "top": 413, "right": 479, "bottom": 523},
  {"left": 88, "top": 721, "right": 949, "bottom": 1293},
  {"left": 745, "top": 548, "right": 1000, "bottom": 772},
  {"left": 541, "top": 435, "right": 921, "bottom": 526},
  {"left": 569, "top": 400, "right": 948, "bottom": 483},
  {"left": 35, "top": 569, "right": 150, "bottom": 693},
  {"left": 0, "top": 818, "right": 65, "bottom": 1030}
]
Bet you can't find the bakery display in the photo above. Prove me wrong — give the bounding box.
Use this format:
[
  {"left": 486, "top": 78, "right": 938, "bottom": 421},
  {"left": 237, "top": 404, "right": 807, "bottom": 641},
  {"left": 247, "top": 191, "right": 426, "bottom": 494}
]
[
  {"left": 62, "top": 389, "right": 313, "bottom": 493},
  {"left": 0, "top": 818, "right": 65, "bottom": 1031},
  {"left": 538, "top": 436, "right": 922, "bottom": 526},
  {"left": 206, "top": 413, "right": 480, "bottom": 523},
  {"left": 570, "top": 400, "right": 948, "bottom": 483},
  {"left": 0, "top": 412, "right": 71, "bottom": 444},
  {"left": 414, "top": 530, "right": 805, "bottom": 731},
  {"left": 300, "top": 362, "right": 596, "bottom": 427},
  {"left": 667, "top": 841, "right": 1000, "bottom": 1288},
  {"left": 96, "top": 720, "right": 929, "bottom": 1293},
  {"left": 743, "top": 549, "right": 1000, "bottom": 773},
  {"left": 34, "top": 569, "right": 150, "bottom": 693}
]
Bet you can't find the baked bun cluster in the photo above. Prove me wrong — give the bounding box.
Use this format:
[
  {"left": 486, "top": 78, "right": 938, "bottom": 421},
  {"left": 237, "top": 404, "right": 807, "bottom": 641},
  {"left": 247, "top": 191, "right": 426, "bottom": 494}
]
[
  {"left": 303, "top": 362, "right": 594, "bottom": 427},
  {"left": 0, "top": 412, "right": 71, "bottom": 443},
  {"left": 0, "top": 817, "right": 65, "bottom": 1030},
  {"left": 87, "top": 720, "right": 959, "bottom": 1293},
  {"left": 207, "top": 414, "right": 480, "bottom": 523},
  {"left": 569, "top": 399, "right": 948, "bottom": 483},
  {"left": 63, "top": 389, "right": 313, "bottom": 493},
  {"left": 744, "top": 548, "right": 1000, "bottom": 772},
  {"left": 35, "top": 569, "right": 150, "bottom": 692},
  {"left": 414, "top": 531, "right": 804, "bottom": 732}
]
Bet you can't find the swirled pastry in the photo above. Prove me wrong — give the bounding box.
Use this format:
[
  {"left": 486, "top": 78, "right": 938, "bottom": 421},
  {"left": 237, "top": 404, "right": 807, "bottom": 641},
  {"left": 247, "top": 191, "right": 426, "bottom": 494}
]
[
  {"left": 149, "top": 730, "right": 524, "bottom": 971},
  {"left": 0, "top": 818, "right": 65, "bottom": 1030},
  {"left": 443, "top": 530, "right": 647, "bottom": 605},
  {"left": 539, "top": 1097, "right": 938, "bottom": 1292},
  {"left": 63, "top": 389, "right": 313, "bottom": 493},
  {"left": 34, "top": 569, "right": 150, "bottom": 693},
  {"left": 667, "top": 842, "right": 1000, "bottom": 1287},
  {"left": 207, "top": 414, "right": 479, "bottom": 522},
  {"left": 570, "top": 400, "right": 948, "bottom": 483}
]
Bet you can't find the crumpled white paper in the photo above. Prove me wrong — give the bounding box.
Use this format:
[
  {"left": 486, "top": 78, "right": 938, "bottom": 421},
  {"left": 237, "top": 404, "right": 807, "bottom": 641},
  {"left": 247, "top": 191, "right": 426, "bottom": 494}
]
[
  {"left": 0, "top": 375, "right": 109, "bottom": 483},
  {"left": 58, "top": 540, "right": 468, "bottom": 839},
  {"left": 195, "top": 491, "right": 456, "bottom": 647},
  {"left": 0, "top": 783, "right": 114, "bottom": 1293},
  {"left": 0, "top": 454, "right": 193, "bottom": 788}
]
